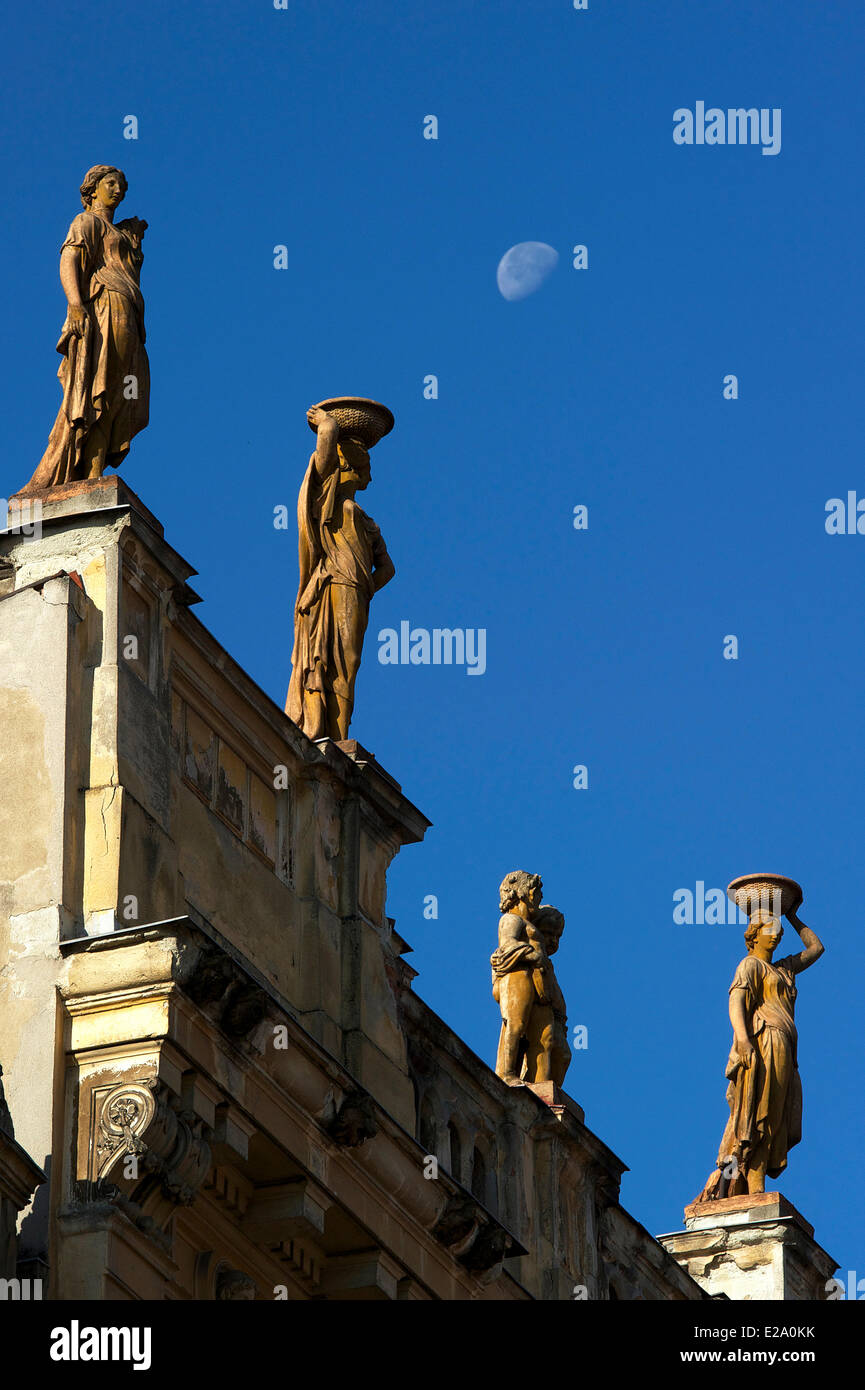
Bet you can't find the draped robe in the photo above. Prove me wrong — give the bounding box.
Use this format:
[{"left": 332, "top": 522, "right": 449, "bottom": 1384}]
[
  {"left": 21, "top": 210, "right": 149, "bottom": 493},
  {"left": 698, "top": 951, "right": 803, "bottom": 1200},
  {"left": 286, "top": 454, "right": 387, "bottom": 733}
]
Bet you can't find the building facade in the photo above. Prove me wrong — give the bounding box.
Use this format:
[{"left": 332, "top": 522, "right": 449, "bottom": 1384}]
[{"left": 0, "top": 478, "right": 819, "bottom": 1300}]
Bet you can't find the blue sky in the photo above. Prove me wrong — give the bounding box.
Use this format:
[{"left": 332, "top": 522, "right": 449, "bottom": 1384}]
[{"left": 3, "top": 1, "right": 863, "bottom": 1281}]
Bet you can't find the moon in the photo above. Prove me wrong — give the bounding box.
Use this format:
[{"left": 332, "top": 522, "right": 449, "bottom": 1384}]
[{"left": 496, "top": 242, "right": 559, "bottom": 301}]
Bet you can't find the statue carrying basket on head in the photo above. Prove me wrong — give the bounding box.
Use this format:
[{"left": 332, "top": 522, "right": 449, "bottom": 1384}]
[
  {"left": 286, "top": 398, "right": 395, "bottom": 742},
  {"left": 696, "top": 874, "right": 825, "bottom": 1201}
]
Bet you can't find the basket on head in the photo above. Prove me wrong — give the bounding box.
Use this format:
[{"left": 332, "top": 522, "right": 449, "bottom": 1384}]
[
  {"left": 726, "top": 873, "right": 803, "bottom": 920},
  {"left": 310, "top": 398, "right": 394, "bottom": 449}
]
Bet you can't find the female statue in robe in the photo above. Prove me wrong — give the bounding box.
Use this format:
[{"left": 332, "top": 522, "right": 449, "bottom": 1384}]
[
  {"left": 697, "top": 904, "right": 824, "bottom": 1200},
  {"left": 18, "top": 165, "right": 149, "bottom": 494},
  {"left": 286, "top": 404, "right": 395, "bottom": 741}
]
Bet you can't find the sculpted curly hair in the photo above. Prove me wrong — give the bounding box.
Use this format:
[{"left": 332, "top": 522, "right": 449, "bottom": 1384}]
[
  {"left": 744, "top": 913, "right": 783, "bottom": 953},
  {"left": 80, "top": 165, "right": 128, "bottom": 209},
  {"left": 499, "top": 870, "right": 542, "bottom": 914}
]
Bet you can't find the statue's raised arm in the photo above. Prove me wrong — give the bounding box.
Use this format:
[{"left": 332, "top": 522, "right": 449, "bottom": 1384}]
[
  {"left": 306, "top": 405, "right": 340, "bottom": 482},
  {"left": 784, "top": 907, "right": 824, "bottom": 975}
]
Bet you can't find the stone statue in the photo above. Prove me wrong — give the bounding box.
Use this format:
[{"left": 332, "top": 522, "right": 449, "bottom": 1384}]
[
  {"left": 492, "top": 870, "right": 571, "bottom": 1088},
  {"left": 286, "top": 399, "right": 395, "bottom": 741},
  {"left": 696, "top": 875, "right": 824, "bottom": 1201},
  {"left": 17, "top": 165, "right": 149, "bottom": 496}
]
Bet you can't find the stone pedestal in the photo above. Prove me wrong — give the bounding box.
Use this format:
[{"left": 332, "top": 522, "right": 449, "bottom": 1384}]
[
  {"left": 525, "top": 1081, "right": 585, "bottom": 1125},
  {"left": 657, "top": 1192, "right": 837, "bottom": 1301}
]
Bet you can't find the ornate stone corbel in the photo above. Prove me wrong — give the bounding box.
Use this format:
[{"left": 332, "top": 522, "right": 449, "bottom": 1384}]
[
  {"left": 181, "top": 942, "right": 271, "bottom": 1043},
  {"left": 220, "top": 983, "right": 269, "bottom": 1040},
  {"left": 430, "top": 1194, "right": 517, "bottom": 1277},
  {"left": 95, "top": 1081, "right": 157, "bottom": 1180},
  {"left": 324, "top": 1089, "right": 379, "bottom": 1148},
  {"left": 89, "top": 1078, "right": 211, "bottom": 1217},
  {"left": 184, "top": 946, "right": 235, "bottom": 1008},
  {"left": 431, "top": 1194, "right": 481, "bottom": 1259},
  {"left": 460, "top": 1221, "right": 511, "bottom": 1276}
]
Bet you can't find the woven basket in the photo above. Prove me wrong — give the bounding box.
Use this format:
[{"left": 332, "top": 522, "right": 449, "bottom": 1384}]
[
  {"left": 726, "top": 873, "right": 802, "bottom": 918},
  {"left": 309, "top": 398, "right": 394, "bottom": 449}
]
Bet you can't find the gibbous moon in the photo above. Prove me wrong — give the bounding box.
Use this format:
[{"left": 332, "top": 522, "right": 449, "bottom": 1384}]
[{"left": 496, "top": 242, "right": 559, "bottom": 301}]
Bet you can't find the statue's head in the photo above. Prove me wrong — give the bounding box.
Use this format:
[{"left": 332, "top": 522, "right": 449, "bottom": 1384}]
[
  {"left": 215, "top": 1267, "right": 257, "bottom": 1301},
  {"left": 530, "top": 904, "right": 565, "bottom": 956},
  {"left": 337, "top": 437, "right": 371, "bottom": 490},
  {"left": 499, "top": 870, "right": 543, "bottom": 917},
  {"left": 745, "top": 909, "right": 783, "bottom": 956},
  {"left": 80, "top": 165, "right": 128, "bottom": 211}
]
